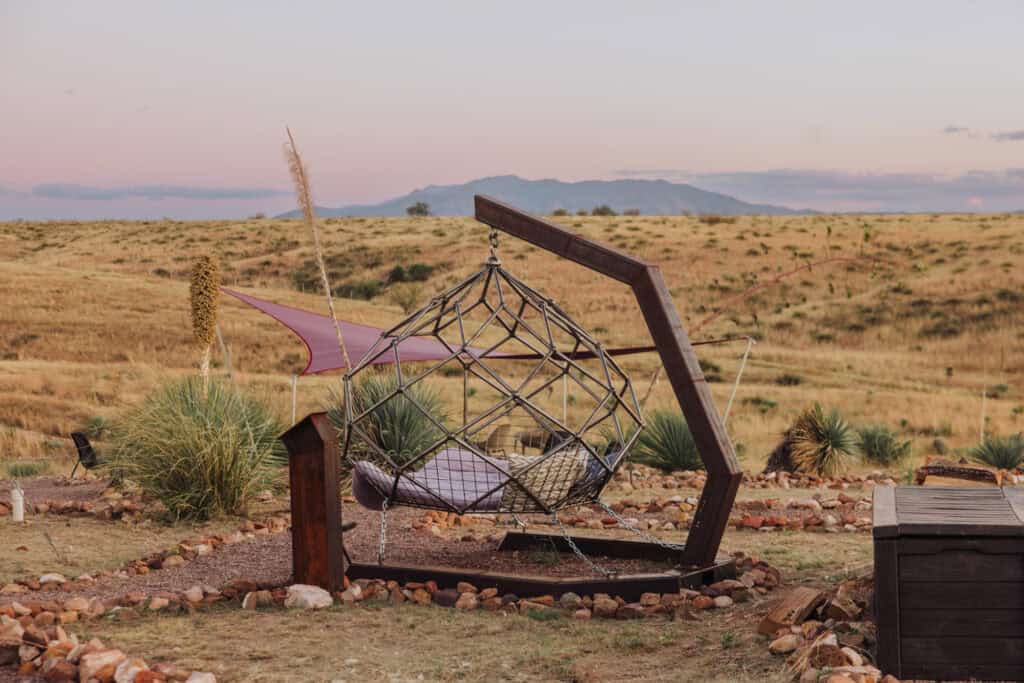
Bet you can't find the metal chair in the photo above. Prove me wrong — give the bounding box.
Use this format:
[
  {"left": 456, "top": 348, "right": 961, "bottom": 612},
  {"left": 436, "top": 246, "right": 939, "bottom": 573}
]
[{"left": 69, "top": 431, "right": 99, "bottom": 478}]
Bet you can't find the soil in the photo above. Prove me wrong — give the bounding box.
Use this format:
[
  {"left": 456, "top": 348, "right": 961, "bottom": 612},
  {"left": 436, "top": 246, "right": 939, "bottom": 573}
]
[{"left": 0, "top": 501, "right": 680, "bottom": 608}]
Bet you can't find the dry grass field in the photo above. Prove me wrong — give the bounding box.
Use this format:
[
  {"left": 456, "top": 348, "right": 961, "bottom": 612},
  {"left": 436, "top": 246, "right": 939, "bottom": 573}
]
[
  {"left": 2, "top": 211, "right": 1020, "bottom": 681},
  {"left": 2, "top": 212, "right": 1021, "bottom": 473}
]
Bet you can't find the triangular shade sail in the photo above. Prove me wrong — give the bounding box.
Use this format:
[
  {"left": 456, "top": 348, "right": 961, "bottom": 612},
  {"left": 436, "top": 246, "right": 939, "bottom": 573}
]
[{"left": 223, "top": 288, "right": 658, "bottom": 374}]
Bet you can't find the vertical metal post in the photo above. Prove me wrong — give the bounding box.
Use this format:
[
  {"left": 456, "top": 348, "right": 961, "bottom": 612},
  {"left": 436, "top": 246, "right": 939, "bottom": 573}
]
[{"left": 562, "top": 373, "right": 568, "bottom": 423}]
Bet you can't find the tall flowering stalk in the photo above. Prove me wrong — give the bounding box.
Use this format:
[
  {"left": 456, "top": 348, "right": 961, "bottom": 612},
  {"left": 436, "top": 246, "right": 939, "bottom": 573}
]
[
  {"left": 189, "top": 255, "right": 220, "bottom": 395},
  {"left": 283, "top": 128, "right": 352, "bottom": 370}
]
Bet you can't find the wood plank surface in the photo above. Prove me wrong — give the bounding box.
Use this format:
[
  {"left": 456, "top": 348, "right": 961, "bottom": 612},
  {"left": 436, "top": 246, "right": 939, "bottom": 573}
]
[
  {"left": 901, "top": 609, "right": 1024, "bottom": 637},
  {"left": 899, "top": 550, "right": 1024, "bottom": 582},
  {"left": 900, "top": 581, "right": 1024, "bottom": 609}
]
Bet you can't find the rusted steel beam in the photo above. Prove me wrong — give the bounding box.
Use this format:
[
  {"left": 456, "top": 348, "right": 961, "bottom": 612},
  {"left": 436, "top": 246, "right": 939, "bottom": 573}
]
[
  {"left": 280, "top": 412, "right": 345, "bottom": 592},
  {"left": 475, "top": 195, "right": 742, "bottom": 568}
]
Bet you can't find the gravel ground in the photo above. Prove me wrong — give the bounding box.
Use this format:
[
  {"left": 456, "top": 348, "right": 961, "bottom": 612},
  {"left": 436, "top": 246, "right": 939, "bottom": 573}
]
[{"left": 0, "top": 476, "right": 108, "bottom": 508}]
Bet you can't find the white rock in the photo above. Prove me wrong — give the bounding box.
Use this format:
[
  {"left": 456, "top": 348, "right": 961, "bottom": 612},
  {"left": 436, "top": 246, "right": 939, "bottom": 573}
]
[
  {"left": 195, "top": 543, "right": 213, "bottom": 556},
  {"left": 284, "top": 584, "right": 333, "bottom": 610},
  {"left": 38, "top": 573, "right": 66, "bottom": 584},
  {"left": 114, "top": 658, "right": 149, "bottom": 683},
  {"left": 183, "top": 585, "right": 204, "bottom": 603},
  {"left": 79, "top": 649, "right": 127, "bottom": 681},
  {"left": 841, "top": 646, "right": 864, "bottom": 667},
  {"left": 186, "top": 673, "right": 218, "bottom": 683}
]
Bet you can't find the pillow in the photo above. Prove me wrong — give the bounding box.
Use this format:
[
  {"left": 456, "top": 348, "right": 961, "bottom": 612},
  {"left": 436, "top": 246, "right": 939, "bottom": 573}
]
[{"left": 500, "top": 449, "right": 584, "bottom": 511}]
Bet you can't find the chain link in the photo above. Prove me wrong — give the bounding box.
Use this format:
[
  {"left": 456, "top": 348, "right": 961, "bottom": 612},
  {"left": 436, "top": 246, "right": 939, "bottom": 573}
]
[
  {"left": 596, "top": 500, "right": 688, "bottom": 552},
  {"left": 378, "top": 498, "right": 388, "bottom": 564},
  {"left": 552, "top": 512, "right": 616, "bottom": 578},
  {"left": 488, "top": 227, "right": 499, "bottom": 255}
]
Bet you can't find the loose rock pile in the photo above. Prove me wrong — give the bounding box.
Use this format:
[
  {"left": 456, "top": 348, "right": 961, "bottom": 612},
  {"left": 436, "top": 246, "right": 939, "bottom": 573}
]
[
  {"left": 0, "top": 612, "right": 214, "bottom": 682},
  {"left": 759, "top": 576, "right": 895, "bottom": 683},
  {"left": 732, "top": 492, "right": 874, "bottom": 533}
]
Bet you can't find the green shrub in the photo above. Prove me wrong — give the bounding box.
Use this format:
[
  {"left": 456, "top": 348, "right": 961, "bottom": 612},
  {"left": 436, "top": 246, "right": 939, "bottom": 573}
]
[
  {"left": 591, "top": 204, "right": 617, "bottom": 216},
  {"left": 857, "top": 424, "right": 911, "bottom": 466},
  {"left": 106, "top": 377, "right": 283, "bottom": 521},
  {"left": 632, "top": 411, "right": 702, "bottom": 473},
  {"left": 775, "top": 373, "right": 803, "bottom": 386},
  {"left": 5, "top": 460, "right": 50, "bottom": 478},
  {"left": 335, "top": 280, "right": 382, "bottom": 300},
  {"left": 970, "top": 434, "right": 1024, "bottom": 470},
  {"left": 84, "top": 415, "right": 110, "bottom": 440},
  {"left": 327, "top": 373, "right": 447, "bottom": 471}
]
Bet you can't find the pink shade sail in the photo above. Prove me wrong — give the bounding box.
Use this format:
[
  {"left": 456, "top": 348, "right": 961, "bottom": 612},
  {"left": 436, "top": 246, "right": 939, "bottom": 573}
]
[
  {"left": 223, "top": 288, "right": 494, "bottom": 375},
  {"left": 223, "top": 288, "right": 662, "bottom": 375}
]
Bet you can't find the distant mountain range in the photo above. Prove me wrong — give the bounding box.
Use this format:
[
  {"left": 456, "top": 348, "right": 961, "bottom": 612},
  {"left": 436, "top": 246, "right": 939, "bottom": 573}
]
[{"left": 276, "top": 175, "right": 811, "bottom": 218}]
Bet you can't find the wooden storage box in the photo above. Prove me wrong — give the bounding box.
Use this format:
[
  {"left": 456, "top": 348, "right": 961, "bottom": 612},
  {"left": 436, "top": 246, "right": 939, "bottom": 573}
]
[{"left": 873, "top": 486, "right": 1024, "bottom": 680}]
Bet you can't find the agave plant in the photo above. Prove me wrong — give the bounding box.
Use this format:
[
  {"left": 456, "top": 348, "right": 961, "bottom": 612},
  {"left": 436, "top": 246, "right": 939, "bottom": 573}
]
[
  {"left": 631, "top": 410, "right": 703, "bottom": 473},
  {"left": 970, "top": 434, "right": 1024, "bottom": 470},
  {"left": 327, "top": 372, "right": 447, "bottom": 471},
  {"left": 857, "top": 424, "right": 912, "bottom": 466}
]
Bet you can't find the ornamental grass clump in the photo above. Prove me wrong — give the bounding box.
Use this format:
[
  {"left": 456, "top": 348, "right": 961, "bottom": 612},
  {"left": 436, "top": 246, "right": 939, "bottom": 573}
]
[
  {"left": 632, "top": 410, "right": 703, "bottom": 473},
  {"left": 327, "top": 373, "right": 447, "bottom": 476},
  {"left": 107, "top": 377, "right": 284, "bottom": 521}
]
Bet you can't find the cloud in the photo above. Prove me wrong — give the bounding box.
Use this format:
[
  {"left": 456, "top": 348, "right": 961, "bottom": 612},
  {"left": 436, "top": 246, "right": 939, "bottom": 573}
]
[
  {"left": 31, "top": 183, "right": 290, "bottom": 201},
  {"left": 992, "top": 130, "right": 1024, "bottom": 142},
  {"left": 611, "top": 168, "right": 1024, "bottom": 212},
  {"left": 942, "top": 125, "right": 969, "bottom": 134}
]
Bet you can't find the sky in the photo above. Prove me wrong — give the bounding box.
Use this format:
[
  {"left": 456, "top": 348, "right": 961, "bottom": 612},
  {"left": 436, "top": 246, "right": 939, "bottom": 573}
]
[{"left": 2, "top": 0, "right": 1023, "bottom": 218}]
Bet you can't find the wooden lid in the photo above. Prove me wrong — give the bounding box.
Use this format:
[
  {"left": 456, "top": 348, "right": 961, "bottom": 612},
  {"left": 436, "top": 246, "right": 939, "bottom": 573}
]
[{"left": 873, "top": 485, "right": 1024, "bottom": 538}]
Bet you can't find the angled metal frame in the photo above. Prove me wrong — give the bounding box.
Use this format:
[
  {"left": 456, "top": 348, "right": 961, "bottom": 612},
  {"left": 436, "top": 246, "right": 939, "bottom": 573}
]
[{"left": 474, "top": 195, "right": 742, "bottom": 568}]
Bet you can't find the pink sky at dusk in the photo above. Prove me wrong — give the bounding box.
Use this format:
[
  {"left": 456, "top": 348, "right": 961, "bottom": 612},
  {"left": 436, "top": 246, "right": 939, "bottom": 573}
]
[{"left": 3, "top": 1, "right": 1023, "bottom": 218}]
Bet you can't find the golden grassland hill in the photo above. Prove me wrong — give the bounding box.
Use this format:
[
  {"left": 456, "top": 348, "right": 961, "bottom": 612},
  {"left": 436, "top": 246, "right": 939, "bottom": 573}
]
[{"left": 1, "top": 213, "right": 1021, "bottom": 472}]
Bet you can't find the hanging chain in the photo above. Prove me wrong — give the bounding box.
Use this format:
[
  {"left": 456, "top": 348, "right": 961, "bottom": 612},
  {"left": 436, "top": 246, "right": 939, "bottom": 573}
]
[
  {"left": 377, "top": 498, "right": 389, "bottom": 564},
  {"left": 552, "top": 512, "right": 616, "bottom": 578},
  {"left": 596, "top": 500, "right": 688, "bottom": 552},
  {"left": 488, "top": 226, "right": 500, "bottom": 259}
]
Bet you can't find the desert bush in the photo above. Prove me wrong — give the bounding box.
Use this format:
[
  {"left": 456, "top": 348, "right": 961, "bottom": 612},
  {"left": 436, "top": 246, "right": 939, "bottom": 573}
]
[
  {"left": 857, "top": 424, "right": 911, "bottom": 466},
  {"left": 591, "top": 204, "right": 617, "bottom": 216},
  {"left": 698, "top": 214, "right": 737, "bottom": 226},
  {"left": 335, "top": 279, "right": 382, "bottom": 300},
  {"left": 551, "top": 208, "right": 568, "bottom": 216},
  {"left": 970, "top": 434, "right": 1024, "bottom": 470},
  {"left": 764, "top": 404, "right": 858, "bottom": 476},
  {"left": 389, "top": 283, "right": 423, "bottom": 314},
  {"left": 106, "top": 377, "right": 283, "bottom": 521},
  {"left": 775, "top": 373, "right": 803, "bottom": 386},
  {"left": 632, "top": 411, "right": 702, "bottom": 473},
  {"left": 406, "top": 201, "right": 430, "bottom": 217},
  {"left": 327, "top": 373, "right": 447, "bottom": 472}
]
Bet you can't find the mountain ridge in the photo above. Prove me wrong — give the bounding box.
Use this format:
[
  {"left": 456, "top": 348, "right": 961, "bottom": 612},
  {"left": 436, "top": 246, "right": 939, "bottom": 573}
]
[{"left": 276, "top": 175, "right": 812, "bottom": 218}]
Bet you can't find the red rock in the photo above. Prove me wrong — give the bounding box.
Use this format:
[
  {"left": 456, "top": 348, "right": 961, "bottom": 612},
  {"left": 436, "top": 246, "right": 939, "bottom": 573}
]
[
  {"left": 740, "top": 514, "right": 764, "bottom": 530},
  {"left": 691, "top": 595, "right": 714, "bottom": 610}
]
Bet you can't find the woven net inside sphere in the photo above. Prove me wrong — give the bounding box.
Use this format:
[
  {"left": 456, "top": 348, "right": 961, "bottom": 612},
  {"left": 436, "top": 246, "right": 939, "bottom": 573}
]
[{"left": 341, "top": 258, "right": 644, "bottom": 514}]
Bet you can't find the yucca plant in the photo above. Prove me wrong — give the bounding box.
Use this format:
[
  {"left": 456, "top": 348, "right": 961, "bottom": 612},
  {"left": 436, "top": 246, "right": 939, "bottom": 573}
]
[
  {"left": 789, "top": 404, "right": 858, "bottom": 476},
  {"left": 857, "top": 424, "right": 912, "bottom": 466},
  {"left": 106, "top": 377, "right": 284, "bottom": 521},
  {"left": 970, "top": 434, "right": 1024, "bottom": 470},
  {"left": 631, "top": 410, "right": 703, "bottom": 473},
  {"left": 327, "top": 373, "right": 447, "bottom": 473},
  {"left": 765, "top": 404, "right": 858, "bottom": 476}
]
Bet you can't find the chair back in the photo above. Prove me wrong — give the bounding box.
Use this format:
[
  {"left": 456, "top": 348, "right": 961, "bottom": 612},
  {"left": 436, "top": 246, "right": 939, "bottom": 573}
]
[{"left": 70, "top": 432, "right": 98, "bottom": 468}]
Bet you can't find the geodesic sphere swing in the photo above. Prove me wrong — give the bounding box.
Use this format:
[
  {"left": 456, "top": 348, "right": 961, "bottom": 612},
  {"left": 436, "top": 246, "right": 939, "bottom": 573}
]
[{"left": 343, "top": 227, "right": 644, "bottom": 522}]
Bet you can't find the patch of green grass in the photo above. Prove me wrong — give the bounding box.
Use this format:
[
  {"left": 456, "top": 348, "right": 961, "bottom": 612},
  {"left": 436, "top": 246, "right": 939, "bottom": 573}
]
[{"left": 5, "top": 460, "right": 50, "bottom": 478}]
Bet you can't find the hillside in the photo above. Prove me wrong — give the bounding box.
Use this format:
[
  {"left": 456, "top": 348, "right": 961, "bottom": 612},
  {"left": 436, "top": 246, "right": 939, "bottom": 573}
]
[
  {"left": 277, "top": 175, "right": 809, "bottom": 218},
  {"left": 1, "top": 211, "right": 1021, "bottom": 472}
]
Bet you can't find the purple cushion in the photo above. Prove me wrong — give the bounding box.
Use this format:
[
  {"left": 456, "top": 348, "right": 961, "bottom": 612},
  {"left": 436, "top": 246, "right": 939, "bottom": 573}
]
[{"left": 352, "top": 448, "right": 509, "bottom": 513}]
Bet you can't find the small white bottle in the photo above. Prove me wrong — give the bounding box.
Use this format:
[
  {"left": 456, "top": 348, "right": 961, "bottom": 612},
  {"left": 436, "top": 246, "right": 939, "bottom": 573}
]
[{"left": 11, "top": 485, "right": 25, "bottom": 523}]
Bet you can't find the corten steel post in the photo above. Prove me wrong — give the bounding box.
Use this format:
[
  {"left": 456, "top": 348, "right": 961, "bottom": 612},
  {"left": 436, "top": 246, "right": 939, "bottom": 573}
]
[
  {"left": 280, "top": 412, "right": 345, "bottom": 592},
  {"left": 474, "top": 195, "right": 743, "bottom": 567}
]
